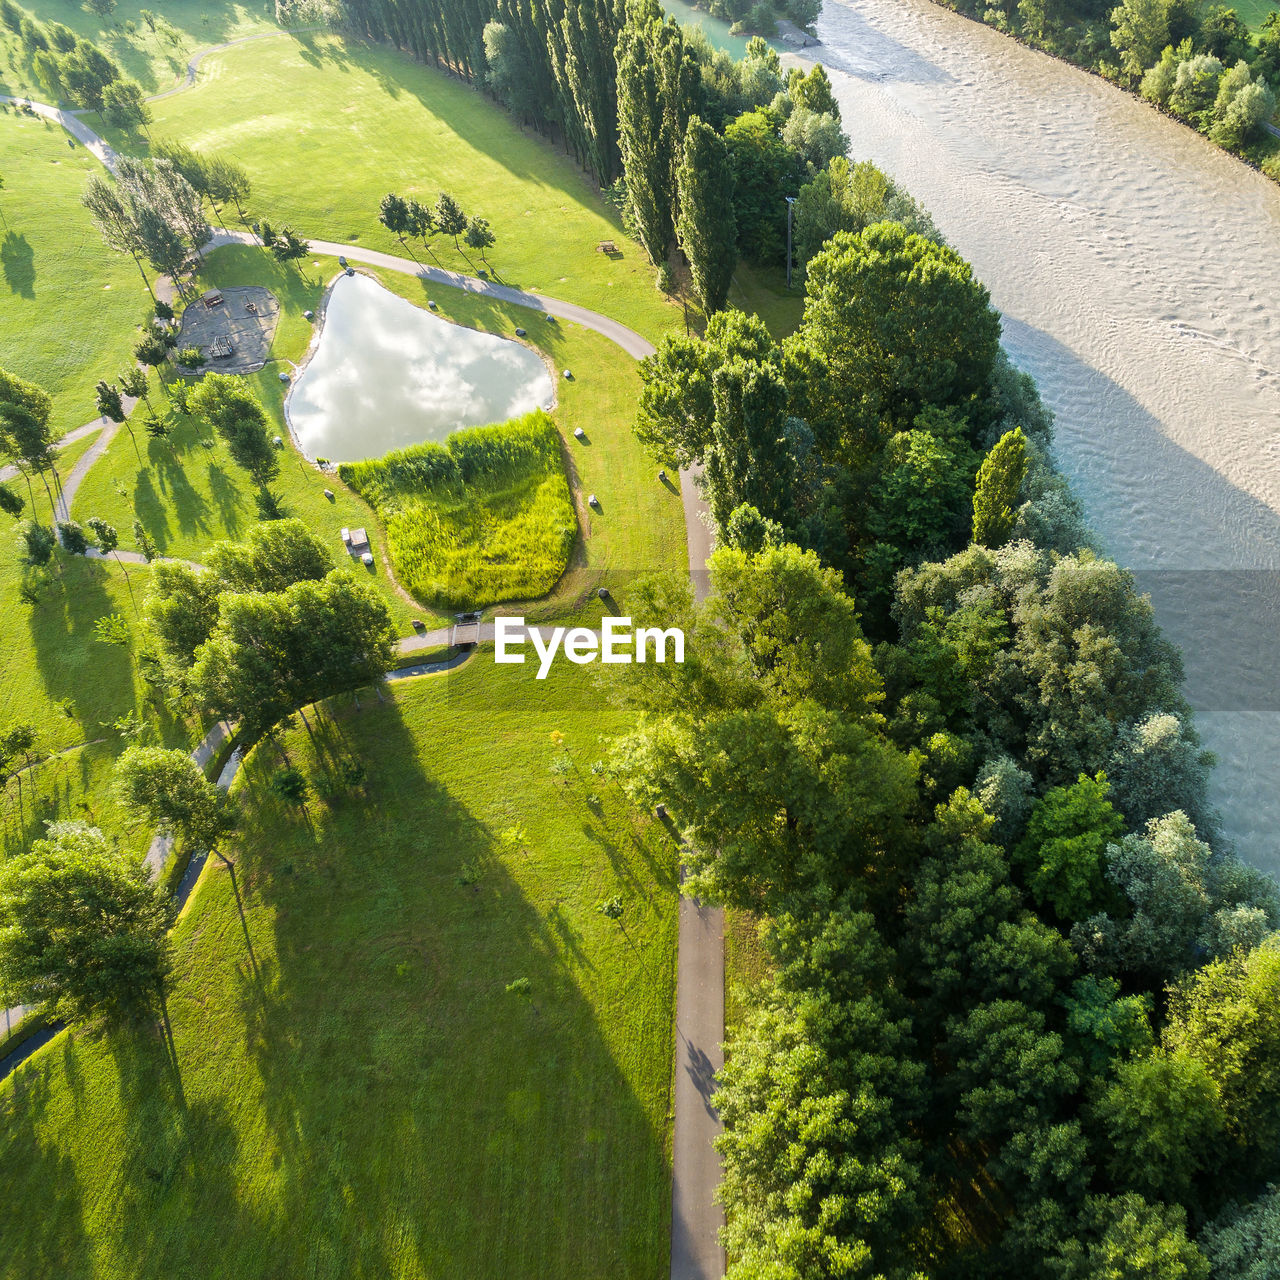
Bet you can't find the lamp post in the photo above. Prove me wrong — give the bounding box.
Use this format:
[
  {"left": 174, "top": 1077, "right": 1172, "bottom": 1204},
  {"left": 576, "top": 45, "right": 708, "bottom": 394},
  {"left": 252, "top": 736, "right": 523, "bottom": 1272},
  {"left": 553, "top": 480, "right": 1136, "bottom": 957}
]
[{"left": 785, "top": 195, "right": 797, "bottom": 290}]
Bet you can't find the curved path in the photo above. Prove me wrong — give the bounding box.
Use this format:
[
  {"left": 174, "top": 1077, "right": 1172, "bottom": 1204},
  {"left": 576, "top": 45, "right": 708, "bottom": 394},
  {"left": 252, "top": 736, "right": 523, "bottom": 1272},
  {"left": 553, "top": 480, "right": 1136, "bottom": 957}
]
[{"left": 2, "top": 77, "right": 726, "bottom": 1279}]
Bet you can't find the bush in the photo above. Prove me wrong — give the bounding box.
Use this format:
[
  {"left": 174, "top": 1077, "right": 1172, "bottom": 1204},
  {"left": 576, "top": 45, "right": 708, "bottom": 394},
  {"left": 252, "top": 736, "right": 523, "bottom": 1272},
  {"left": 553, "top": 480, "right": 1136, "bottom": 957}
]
[
  {"left": 176, "top": 345, "right": 205, "bottom": 369},
  {"left": 340, "top": 410, "right": 576, "bottom": 610}
]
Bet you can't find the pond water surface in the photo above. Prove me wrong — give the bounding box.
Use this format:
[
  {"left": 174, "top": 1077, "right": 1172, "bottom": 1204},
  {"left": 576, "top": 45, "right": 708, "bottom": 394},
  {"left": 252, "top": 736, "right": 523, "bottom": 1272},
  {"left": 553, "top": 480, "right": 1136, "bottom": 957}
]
[{"left": 286, "top": 272, "right": 555, "bottom": 463}]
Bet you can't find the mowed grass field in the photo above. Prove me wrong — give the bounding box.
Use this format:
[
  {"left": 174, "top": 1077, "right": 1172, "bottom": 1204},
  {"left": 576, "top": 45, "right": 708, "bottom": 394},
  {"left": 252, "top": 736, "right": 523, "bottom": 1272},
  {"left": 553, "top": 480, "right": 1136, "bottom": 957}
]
[
  {"left": 73, "top": 245, "right": 687, "bottom": 631},
  {"left": 0, "top": 661, "right": 679, "bottom": 1280},
  {"left": 96, "top": 32, "right": 685, "bottom": 343},
  {"left": 0, "top": 107, "right": 149, "bottom": 436},
  {"left": 0, "top": 0, "right": 278, "bottom": 99}
]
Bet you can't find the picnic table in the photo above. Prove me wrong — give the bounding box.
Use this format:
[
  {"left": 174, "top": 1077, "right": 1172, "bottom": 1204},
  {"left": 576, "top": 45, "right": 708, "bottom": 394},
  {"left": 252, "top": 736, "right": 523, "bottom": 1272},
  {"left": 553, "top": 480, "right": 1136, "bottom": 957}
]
[{"left": 209, "top": 334, "right": 234, "bottom": 359}]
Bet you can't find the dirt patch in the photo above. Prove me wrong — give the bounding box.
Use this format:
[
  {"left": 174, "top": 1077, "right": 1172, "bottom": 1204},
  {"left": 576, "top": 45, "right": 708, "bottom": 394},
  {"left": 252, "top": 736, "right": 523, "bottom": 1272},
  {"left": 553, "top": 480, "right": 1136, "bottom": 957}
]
[{"left": 172, "top": 285, "right": 281, "bottom": 376}]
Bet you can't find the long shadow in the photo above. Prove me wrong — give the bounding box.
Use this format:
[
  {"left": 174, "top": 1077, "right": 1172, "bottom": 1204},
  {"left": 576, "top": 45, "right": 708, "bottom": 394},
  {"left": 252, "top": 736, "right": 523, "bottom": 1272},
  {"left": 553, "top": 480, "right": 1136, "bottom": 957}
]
[{"left": 214, "top": 683, "right": 673, "bottom": 1277}]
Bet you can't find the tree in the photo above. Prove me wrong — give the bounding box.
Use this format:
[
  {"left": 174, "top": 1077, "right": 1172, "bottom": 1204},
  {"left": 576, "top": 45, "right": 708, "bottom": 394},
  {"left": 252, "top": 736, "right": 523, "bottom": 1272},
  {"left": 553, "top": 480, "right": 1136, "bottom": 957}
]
[
  {"left": 86, "top": 0, "right": 118, "bottom": 16},
  {"left": 188, "top": 374, "right": 278, "bottom": 487},
  {"left": 463, "top": 216, "right": 495, "bottom": 264},
  {"left": 1073, "top": 811, "right": 1277, "bottom": 982},
  {"left": 61, "top": 39, "right": 121, "bottom": 114},
  {"left": 1013, "top": 772, "right": 1124, "bottom": 923},
  {"left": 1088, "top": 1050, "right": 1226, "bottom": 1205},
  {"left": 132, "top": 519, "right": 157, "bottom": 563},
  {"left": 405, "top": 199, "right": 435, "bottom": 253},
  {"left": 724, "top": 108, "right": 805, "bottom": 264},
  {"left": 133, "top": 329, "right": 171, "bottom": 387},
  {"left": 1052, "top": 1193, "right": 1209, "bottom": 1279},
  {"left": 378, "top": 192, "right": 410, "bottom": 244},
  {"left": 114, "top": 746, "right": 235, "bottom": 863},
  {"left": 144, "top": 562, "right": 222, "bottom": 674},
  {"left": 799, "top": 222, "right": 1001, "bottom": 452},
  {"left": 791, "top": 63, "right": 840, "bottom": 117},
  {"left": 781, "top": 106, "right": 849, "bottom": 171},
  {"left": 0, "top": 369, "right": 59, "bottom": 519},
  {"left": 1110, "top": 0, "right": 1170, "bottom": 83},
  {"left": 87, "top": 515, "right": 137, "bottom": 612},
  {"left": 1164, "top": 936, "right": 1280, "bottom": 1162},
  {"left": 675, "top": 116, "right": 738, "bottom": 315},
  {"left": 1201, "top": 1187, "right": 1280, "bottom": 1280},
  {"left": 103, "top": 79, "right": 152, "bottom": 134},
  {"left": 206, "top": 518, "right": 332, "bottom": 594},
  {"left": 119, "top": 365, "right": 151, "bottom": 415},
  {"left": 972, "top": 426, "right": 1028, "bottom": 548},
  {"left": 190, "top": 572, "right": 396, "bottom": 738},
  {"left": 82, "top": 174, "right": 152, "bottom": 295},
  {"left": 271, "top": 225, "right": 310, "bottom": 272},
  {"left": 434, "top": 193, "right": 467, "bottom": 251},
  {"left": 614, "top": 544, "right": 917, "bottom": 912},
  {"left": 95, "top": 377, "right": 141, "bottom": 464},
  {"left": 58, "top": 520, "right": 90, "bottom": 555},
  {"left": 0, "top": 821, "right": 172, "bottom": 1022}
]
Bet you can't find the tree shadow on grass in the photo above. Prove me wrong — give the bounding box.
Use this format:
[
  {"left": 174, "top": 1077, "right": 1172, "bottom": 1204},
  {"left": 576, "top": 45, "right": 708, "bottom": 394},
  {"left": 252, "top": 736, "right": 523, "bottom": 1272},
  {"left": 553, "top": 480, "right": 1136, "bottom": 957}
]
[
  {"left": 215, "top": 685, "right": 673, "bottom": 1278},
  {"left": 1, "top": 231, "right": 35, "bottom": 298},
  {"left": 28, "top": 556, "right": 138, "bottom": 742},
  {"left": 0, "top": 1053, "right": 95, "bottom": 1278},
  {"left": 205, "top": 462, "right": 249, "bottom": 541}
]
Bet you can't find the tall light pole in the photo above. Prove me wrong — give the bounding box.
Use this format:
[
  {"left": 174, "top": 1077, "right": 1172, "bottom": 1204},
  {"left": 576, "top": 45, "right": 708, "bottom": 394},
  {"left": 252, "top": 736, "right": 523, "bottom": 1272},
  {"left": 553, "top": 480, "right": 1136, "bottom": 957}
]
[{"left": 785, "top": 195, "right": 797, "bottom": 290}]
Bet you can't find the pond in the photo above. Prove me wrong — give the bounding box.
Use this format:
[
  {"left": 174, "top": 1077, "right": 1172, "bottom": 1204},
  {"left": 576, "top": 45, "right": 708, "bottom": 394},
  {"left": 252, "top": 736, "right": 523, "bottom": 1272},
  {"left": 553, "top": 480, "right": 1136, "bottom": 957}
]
[{"left": 286, "top": 272, "right": 556, "bottom": 463}]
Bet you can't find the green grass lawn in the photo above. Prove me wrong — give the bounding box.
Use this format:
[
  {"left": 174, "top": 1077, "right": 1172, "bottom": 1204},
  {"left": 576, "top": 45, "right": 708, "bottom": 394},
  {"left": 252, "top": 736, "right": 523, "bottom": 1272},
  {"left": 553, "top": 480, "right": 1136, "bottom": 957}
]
[
  {"left": 341, "top": 412, "right": 577, "bottom": 612},
  {"left": 1235, "top": 0, "right": 1279, "bottom": 28},
  {"left": 0, "top": 0, "right": 279, "bottom": 99},
  {"left": 0, "top": 106, "right": 150, "bottom": 437},
  {"left": 95, "top": 31, "right": 685, "bottom": 344},
  {"left": 0, "top": 660, "right": 679, "bottom": 1279},
  {"left": 74, "top": 245, "right": 687, "bottom": 632}
]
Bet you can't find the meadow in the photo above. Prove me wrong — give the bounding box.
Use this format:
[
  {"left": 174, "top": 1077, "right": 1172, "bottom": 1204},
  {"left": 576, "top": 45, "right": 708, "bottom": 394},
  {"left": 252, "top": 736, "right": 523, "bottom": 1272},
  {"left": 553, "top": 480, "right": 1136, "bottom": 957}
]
[
  {"left": 341, "top": 412, "right": 577, "bottom": 611},
  {"left": 0, "top": 661, "right": 679, "bottom": 1279}
]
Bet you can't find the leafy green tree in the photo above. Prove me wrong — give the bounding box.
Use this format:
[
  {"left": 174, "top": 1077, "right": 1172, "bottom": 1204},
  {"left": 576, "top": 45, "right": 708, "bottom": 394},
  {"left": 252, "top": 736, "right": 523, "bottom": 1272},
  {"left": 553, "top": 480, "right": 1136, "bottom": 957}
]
[
  {"left": 82, "top": 173, "right": 152, "bottom": 294},
  {"left": 434, "top": 193, "right": 467, "bottom": 250},
  {"left": 271, "top": 225, "right": 310, "bottom": 271},
  {"left": 133, "top": 328, "right": 171, "bottom": 379},
  {"left": 191, "top": 573, "right": 396, "bottom": 737},
  {"left": 378, "top": 192, "right": 411, "bottom": 244},
  {"left": 972, "top": 426, "right": 1028, "bottom": 548},
  {"left": 144, "top": 562, "right": 222, "bottom": 674},
  {"left": 799, "top": 222, "right": 1001, "bottom": 453},
  {"left": 1061, "top": 975, "right": 1153, "bottom": 1076},
  {"left": 483, "top": 21, "right": 545, "bottom": 120},
  {"left": 0, "top": 369, "right": 59, "bottom": 518},
  {"left": 405, "top": 198, "right": 435, "bottom": 251},
  {"left": 1201, "top": 1186, "right": 1280, "bottom": 1280},
  {"left": 793, "top": 157, "right": 936, "bottom": 271},
  {"left": 1110, "top": 0, "right": 1170, "bottom": 83},
  {"left": 188, "top": 374, "right": 278, "bottom": 487},
  {"left": 1164, "top": 936, "right": 1280, "bottom": 1164},
  {"left": 614, "top": 544, "right": 917, "bottom": 912},
  {"left": 103, "top": 79, "right": 152, "bottom": 133},
  {"left": 635, "top": 308, "right": 774, "bottom": 465},
  {"left": 0, "top": 821, "right": 172, "bottom": 1022},
  {"left": 0, "top": 484, "right": 24, "bottom": 519},
  {"left": 206, "top": 518, "right": 332, "bottom": 594},
  {"left": 675, "top": 116, "right": 737, "bottom": 314},
  {"left": 58, "top": 520, "right": 89, "bottom": 555},
  {"left": 114, "top": 746, "right": 235, "bottom": 861},
  {"left": 132, "top": 519, "right": 157, "bottom": 563},
  {"left": 717, "top": 894, "right": 927, "bottom": 1279},
  {"left": 724, "top": 108, "right": 805, "bottom": 263},
  {"left": 1053, "top": 1193, "right": 1209, "bottom": 1279},
  {"left": 61, "top": 39, "right": 121, "bottom": 114},
  {"left": 1088, "top": 1050, "right": 1226, "bottom": 1205},
  {"left": 1013, "top": 772, "right": 1124, "bottom": 923},
  {"left": 463, "top": 216, "right": 495, "bottom": 264},
  {"left": 1105, "top": 711, "right": 1215, "bottom": 835},
  {"left": 791, "top": 63, "right": 840, "bottom": 117}
]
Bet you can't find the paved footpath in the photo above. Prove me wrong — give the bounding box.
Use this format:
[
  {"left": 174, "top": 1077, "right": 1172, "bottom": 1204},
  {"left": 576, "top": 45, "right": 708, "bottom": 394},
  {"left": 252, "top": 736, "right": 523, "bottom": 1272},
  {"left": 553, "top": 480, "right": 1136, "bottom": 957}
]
[{"left": 1, "top": 69, "right": 728, "bottom": 1279}]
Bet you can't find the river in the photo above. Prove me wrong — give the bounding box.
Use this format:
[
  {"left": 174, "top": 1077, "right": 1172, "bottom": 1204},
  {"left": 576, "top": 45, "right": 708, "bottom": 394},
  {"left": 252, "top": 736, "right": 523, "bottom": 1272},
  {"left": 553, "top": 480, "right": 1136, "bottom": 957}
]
[{"left": 670, "top": 0, "right": 1280, "bottom": 871}]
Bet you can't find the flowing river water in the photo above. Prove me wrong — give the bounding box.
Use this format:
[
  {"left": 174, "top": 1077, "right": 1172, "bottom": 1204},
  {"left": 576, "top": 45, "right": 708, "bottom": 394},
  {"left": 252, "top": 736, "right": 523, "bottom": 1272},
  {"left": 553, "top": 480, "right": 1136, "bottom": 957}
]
[{"left": 711, "top": 0, "right": 1280, "bottom": 871}]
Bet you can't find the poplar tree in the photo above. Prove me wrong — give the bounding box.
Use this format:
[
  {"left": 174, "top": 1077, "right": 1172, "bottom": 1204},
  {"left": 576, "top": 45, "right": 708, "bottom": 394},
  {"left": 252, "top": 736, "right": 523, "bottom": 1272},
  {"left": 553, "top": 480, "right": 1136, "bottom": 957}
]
[{"left": 676, "top": 116, "right": 737, "bottom": 315}]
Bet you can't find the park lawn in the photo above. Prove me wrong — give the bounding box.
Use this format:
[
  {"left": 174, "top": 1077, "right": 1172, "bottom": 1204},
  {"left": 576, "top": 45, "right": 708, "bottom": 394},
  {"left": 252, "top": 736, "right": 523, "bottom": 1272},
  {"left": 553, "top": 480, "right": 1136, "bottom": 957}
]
[
  {"left": 0, "top": 659, "right": 679, "bottom": 1280},
  {"left": 96, "top": 31, "right": 685, "bottom": 344},
  {"left": 0, "top": 106, "right": 149, "bottom": 438},
  {"left": 75, "top": 244, "right": 686, "bottom": 631},
  {"left": 1235, "top": 0, "right": 1279, "bottom": 27},
  {"left": 0, "top": 0, "right": 279, "bottom": 99}
]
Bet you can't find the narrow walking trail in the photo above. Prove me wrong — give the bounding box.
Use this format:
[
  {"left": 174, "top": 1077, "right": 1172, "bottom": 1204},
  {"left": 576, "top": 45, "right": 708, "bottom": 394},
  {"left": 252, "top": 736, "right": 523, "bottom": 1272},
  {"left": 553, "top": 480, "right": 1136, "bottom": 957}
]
[{"left": 2, "top": 67, "right": 728, "bottom": 1279}]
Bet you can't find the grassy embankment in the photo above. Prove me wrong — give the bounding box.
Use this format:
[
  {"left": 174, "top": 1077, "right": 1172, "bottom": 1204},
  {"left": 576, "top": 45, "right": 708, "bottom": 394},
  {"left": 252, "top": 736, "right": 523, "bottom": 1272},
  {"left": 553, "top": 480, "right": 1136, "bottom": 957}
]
[{"left": 0, "top": 662, "right": 680, "bottom": 1278}]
